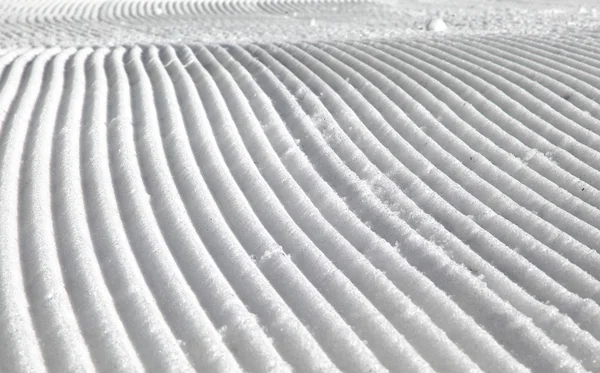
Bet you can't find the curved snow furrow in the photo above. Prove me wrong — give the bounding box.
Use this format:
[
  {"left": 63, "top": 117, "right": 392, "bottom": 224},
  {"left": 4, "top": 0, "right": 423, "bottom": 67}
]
[
  {"left": 169, "top": 43, "right": 346, "bottom": 373},
  {"left": 104, "top": 47, "right": 197, "bottom": 373},
  {"left": 203, "top": 43, "right": 440, "bottom": 373},
  {"left": 51, "top": 48, "right": 144, "bottom": 373},
  {"left": 151, "top": 40, "right": 332, "bottom": 370},
  {"left": 374, "top": 40, "right": 600, "bottom": 231},
  {"left": 256, "top": 41, "right": 532, "bottom": 372},
  {"left": 503, "top": 36, "right": 600, "bottom": 73},
  {"left": 478, "top": 36, "right": 600, "bottom": 101},
  {"left": 81, "top": 47, "right": 190, "bottom": 373},
  {"left": 337, "top": 40, "right": 600, "bottom": 310},
  {"left": 4, "top": 23, "right": 600, "bottom": 372},
  {"left": 0, "top": 49, "right": 60, "bottom": 373},
  {"left": 383, "top": 40, "right": 600, "bottom": 295},
  {"left": 267, "top": 41, "right": 591, "bottom": 373},
  {"left": 198, "top": 43, "right": 435, "bottom": 373},
  {"left": 559, "top": 35, "right": 600, "bottom": 57},
  {"left": 406, "top": 42, "right": 600, "bottom": 261},
  {"left": 318, "top": 40, "right": 593, "bottom": 370},
  {"left": 160, "top": 44, "right": 330, "bottom": 373},
  {"left": 408, "top": 39, "right": 600, "bottom": 190},
  {"left": 448, "top": 38, "right": 600, "bottom": 149},
  {"left": 234, "top": 43, "right": 501, "bottom": 373},
  {"left": 145, "top": 46, "right": 307, "bottom": 373},
  {"left": 250, "top": 41, "right": 544, "bottom": 372},
  {"left": 437, "top": 39, "right": 600, "bottom": 174},
  {"left": 430, "top": 40, "right": 600, "bottom": 226},
  {"left": 366, "top": 42, "right": 600, "bottom": 342},
  {"left": 19, "top": 48, "right": 98, "bottom": 372},
  {"left": 323, "top": 40, "right": 600, "bottom": 366},
  {"left": 178, "top": 43, "right": 387, "bottom": 373},
  {"left": 330, "top": 38, "right": 600, "bottom": 308},
  {"left": 123, "top": 46, "right": 245, "bottom": 373},
  {"left": 448, "top": 37, "right": 600, "bottom": 153},
  {"left": 213, "top": 42, "right": 463, "bottom": 373},
  {"left": 516, "top": 35, "right": 600, "bottom": 71},
  {"left": 404, "top": 36, "right": 595, "bottom": 177}
]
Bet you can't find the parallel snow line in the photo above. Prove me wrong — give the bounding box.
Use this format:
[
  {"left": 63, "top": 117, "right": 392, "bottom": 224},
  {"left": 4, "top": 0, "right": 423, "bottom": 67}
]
[
  {"left": 144, "top": 45, "right": 286, "bottom": 373},
  {"left": 319, "top": 41, "right": 600, "bottom": 372},
  {"left": 216, "top": 42, "right": 480, "bottom": 373},
  {"left": 108, "top": 46, "right": 226, "bottom": 372},
  {"left": 258, "top": 40, "right": 544, "bottom": 370},
  {"left": 163, "top": 44, "right": 322, "bottom": 373},
  {"left": 201, "top": 43, "right": 433, "bottom": 373},
  {"left": 406, "top": 38, "right": 600, "bottom": 186},
  {"left": 180, "top": 43, "right": 387, "bottom": 373},
  {"left": 88, "top": 47, "right": 195, "bottom": 373},
  {"left": 310, "top": 37, "right": 600, "bottom": 308},
  {"left": 338, "top": 40, "right": 600, "bottom": 312},
  {"left": 4, "top": 20, "right": 600, "bottom": 373},
  {"left": 148, "top": 47, "right": 308, "bottom": 370},
  {"left": 238, "top": 42, "right": 528, "bottom": 369},
  {"left": 51, "top": 48, "right": 144, "bottom": 373},
  {"left": 396, "top": 41, "right": 600, "bottom": 274},
  {"left": 205, "top": 42, "right": 439, "bottom": 373},
  {"left": 0, "top": 48, "right": 55, "bottom": 373},
  {"left": 477, "top": 36, "right": 600, "bottom": 95},
  {"left": 503, "top": 36, "right": 600, "bottom": 72},
  {"left": 558, "top": 35, "right": 600, "bottom": 58},
  {"left": 265, "top": 41, "right": 589, "bottom": 373},
  {"left": 381, "top": 40, "right": 600, "bottom": 298},
  {"left": 166, "top": 44, "right": 341, "bottom": 373},
  {"left": 446, "top": 37, "right": 600, "bottom": 155},
  {"left": 232, "top": 43, "right": 504, "bottom": 372},
  {"left": 19, "top": 48, "right": 96, "bottom": 373},
  {"left": 448, "top": 38, "right": 600, "bottom": 147},
  {"left": 427, "top": 39, "right": 600, "bottom": 227},
  {"left": 199, "top": 42, "right": 403, "bottom": 371},
  {"left": 515, "top": 35, "right": 600, "bottom": 71},
  {"left": 123, "top": 46, "right": 244, "bottom": 373},
  {"left": 369, "top": 40, "right": 600, "bottom": 224},
  {"left": 386, "top": 43, "right": 596, "bottom": 300},
  {"left": 431, "top": 38, "right": 600, "bottom": 177},
  {"left": 368, "top": 42, "right": 600, "bottom": 344},
  {"left": 0, "top": 50, "right": 40, "bottom": 127}
]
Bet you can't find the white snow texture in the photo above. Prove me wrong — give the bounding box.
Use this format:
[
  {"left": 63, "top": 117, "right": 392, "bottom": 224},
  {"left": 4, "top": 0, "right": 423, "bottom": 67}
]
[{"left": 1, "top": 0, "right": 600, "bottom": 372}]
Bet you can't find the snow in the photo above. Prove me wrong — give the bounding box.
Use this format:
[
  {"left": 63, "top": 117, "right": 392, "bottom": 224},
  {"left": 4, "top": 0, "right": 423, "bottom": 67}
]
[
  {"left": 1, "top": 0, "right": 600, "bottom": 372},
  {"left": 426, "top": 17, "right": 448, "bottom": 32}
]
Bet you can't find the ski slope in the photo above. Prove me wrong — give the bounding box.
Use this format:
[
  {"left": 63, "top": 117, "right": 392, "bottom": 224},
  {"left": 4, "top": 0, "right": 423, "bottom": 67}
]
[{"left": 1, "top": 0, "right": 600, "bottom": 372}]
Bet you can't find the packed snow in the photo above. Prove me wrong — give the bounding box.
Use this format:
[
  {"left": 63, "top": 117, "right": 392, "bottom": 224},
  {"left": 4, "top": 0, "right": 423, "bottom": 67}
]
[{"left": 1, "top": 0, "right": 600, "bottom": 372}]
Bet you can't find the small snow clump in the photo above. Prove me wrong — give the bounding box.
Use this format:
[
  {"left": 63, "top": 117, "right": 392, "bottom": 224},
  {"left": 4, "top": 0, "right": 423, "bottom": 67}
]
[{"left": 426, "top": 17, "right": 447, "bottom": 32}]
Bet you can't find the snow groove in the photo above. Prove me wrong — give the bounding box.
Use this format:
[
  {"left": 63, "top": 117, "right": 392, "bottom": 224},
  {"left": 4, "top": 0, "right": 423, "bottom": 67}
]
[
  {"left": 2, "top": 2, "right": 600, "bottom": 371},
  {"left": 0, "top": 0, "right": 368, "bottom": 48}
]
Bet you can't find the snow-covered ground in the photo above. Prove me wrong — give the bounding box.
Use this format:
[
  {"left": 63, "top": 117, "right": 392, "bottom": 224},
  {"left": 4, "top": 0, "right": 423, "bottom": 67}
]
[
  {"left": 1, "top": 0, "right": 600, "bottom": 372},
  {"left": 1, "top": 0, "right": 600, "bottom": 46}
]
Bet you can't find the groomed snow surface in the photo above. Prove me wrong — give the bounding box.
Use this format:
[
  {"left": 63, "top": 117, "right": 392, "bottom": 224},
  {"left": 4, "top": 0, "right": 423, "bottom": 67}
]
[{"left": 2, "top": 0, "right": 600, "bottom": 372}]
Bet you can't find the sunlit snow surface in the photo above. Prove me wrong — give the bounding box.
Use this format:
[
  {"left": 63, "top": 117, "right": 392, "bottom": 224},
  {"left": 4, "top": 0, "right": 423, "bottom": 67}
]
[{"left": 1, "top": 0, "right": 600, "bottom": 372}]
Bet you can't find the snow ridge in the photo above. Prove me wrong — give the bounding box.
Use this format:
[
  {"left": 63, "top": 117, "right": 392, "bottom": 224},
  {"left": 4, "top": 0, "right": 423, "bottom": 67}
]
[{"left": 2, "top": 2, "right": 600, "bottom": 372}]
